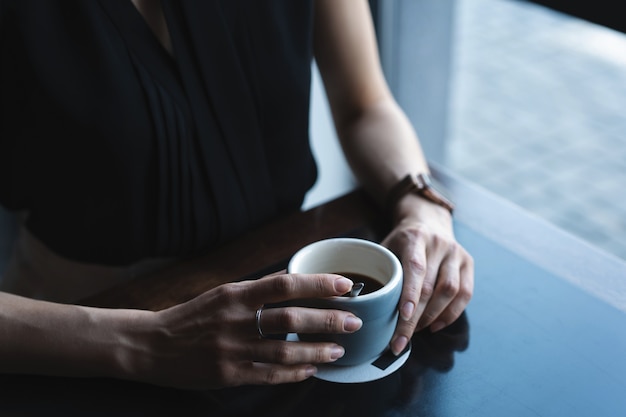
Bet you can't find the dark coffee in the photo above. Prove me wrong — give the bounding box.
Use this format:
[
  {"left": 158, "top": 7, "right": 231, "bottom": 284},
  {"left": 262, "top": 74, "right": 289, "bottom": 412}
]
[{"left": 335, "top": 272, "right": 384, "bottom": 296}]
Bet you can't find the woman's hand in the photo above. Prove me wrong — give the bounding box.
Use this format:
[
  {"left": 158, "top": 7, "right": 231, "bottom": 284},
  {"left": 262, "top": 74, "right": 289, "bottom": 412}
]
[
  {"left": 131, "top": 273, "right": 362, "bottom": 390},
  {"left": 382, "top": 194, "right": 474, "bottom": 356}
]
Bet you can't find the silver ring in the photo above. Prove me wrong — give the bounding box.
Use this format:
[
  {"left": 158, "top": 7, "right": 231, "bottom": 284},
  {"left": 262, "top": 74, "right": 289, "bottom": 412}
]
[{"left": 255, "top": 306, "right": 266, "bottom": 339}]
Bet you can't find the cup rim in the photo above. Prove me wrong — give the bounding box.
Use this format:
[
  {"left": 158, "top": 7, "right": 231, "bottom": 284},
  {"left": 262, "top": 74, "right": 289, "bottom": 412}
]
[{"left": 287, "top": 237, "right": 402, "bottom": 302}]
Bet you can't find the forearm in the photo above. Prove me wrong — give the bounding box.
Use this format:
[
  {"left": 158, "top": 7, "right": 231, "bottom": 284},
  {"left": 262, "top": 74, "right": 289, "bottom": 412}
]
[
  {"left": 313, "top": 0, "right": 430, "bottom": 209},
  {"left": 0, "top": 291, "right": 152, "bottom": 379},
  {"left": 335, "top": 96, "right": 430, "bottom": 208}
]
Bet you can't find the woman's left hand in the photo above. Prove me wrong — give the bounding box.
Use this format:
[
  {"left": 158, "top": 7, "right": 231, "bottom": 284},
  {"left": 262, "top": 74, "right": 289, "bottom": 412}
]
[{"left": 381, "top": 195, "right": 474, "bottom": 356}]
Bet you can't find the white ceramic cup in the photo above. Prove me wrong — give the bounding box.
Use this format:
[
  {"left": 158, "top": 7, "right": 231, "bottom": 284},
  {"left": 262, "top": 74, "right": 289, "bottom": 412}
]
[{"left": 287, "top": 237, "right": 403, "bottom": 366}]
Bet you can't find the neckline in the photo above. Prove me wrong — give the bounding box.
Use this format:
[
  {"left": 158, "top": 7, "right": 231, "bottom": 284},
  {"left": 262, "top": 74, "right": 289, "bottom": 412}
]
[
  {"left": 97, "top": 0, "right": 188, "bottom": 96},
  {"left": 97, "top": 0, "right": 176, "bottom": 67},
  {"left": 129, "top": 0, "right": 174, "bottom": 59}
]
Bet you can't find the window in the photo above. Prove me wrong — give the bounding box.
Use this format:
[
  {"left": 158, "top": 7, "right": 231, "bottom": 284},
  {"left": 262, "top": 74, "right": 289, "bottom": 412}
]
[
  {"left": 373, "top": 0, "right": 626, "bottom": 260},
  {"left": 445, "top": 0, "right": 626, "bottom": 260}
]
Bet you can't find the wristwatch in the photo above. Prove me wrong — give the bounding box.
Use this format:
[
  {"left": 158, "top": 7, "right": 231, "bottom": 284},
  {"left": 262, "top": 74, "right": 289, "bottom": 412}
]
[{"left": 386, "top": 173, "right": 455, "bottom": 214}]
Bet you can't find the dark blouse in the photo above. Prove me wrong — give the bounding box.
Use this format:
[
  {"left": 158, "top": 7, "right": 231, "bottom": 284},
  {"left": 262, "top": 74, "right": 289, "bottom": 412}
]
[{"left": 0, "top": 0, "right": 317, "bottom": 265}]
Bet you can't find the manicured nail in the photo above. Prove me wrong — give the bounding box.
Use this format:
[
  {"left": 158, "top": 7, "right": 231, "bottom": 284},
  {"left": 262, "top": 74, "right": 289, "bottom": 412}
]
[
  {"left": 391, "top": 335, "right": 408, "bottom": 356},
  {"left": 343, "top": 316, "right": 363, "bottom": 332},
  {"left": 430, "top": 321, "right": 446, "bottom": 333},
  {"left": 335, "top": 277, "right": 353, "bottom": 294},
  {"left": 305, "top": 366, "right": 318, "bottom": 377},
  {"left": 330, "top": 345, "right": 345, "bottom": 360},
  {"left": 401, "top": 301, "right": 415, "bottom": 320}
]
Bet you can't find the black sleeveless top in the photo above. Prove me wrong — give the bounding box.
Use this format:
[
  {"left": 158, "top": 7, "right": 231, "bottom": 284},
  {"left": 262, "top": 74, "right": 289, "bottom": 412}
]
[{"left": 0, "top": 0, "right": 317, "bottom": 265}]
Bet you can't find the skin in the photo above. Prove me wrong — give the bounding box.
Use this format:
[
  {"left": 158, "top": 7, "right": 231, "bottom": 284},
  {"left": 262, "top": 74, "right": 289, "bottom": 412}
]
[
  {"left": 313, "top": 0, "right": 474, "bottom": 355},
  {"left": 0, "top": 0, "right": 473, "bottom": 389},
  {"left": 0, "top": 274, "right": 361, "bottom": 389}
]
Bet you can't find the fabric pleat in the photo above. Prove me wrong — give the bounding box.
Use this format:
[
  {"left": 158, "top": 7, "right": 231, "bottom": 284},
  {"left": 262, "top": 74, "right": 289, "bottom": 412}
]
[{"left": 0, "top": 0, "right": 317, "bottom": 265}]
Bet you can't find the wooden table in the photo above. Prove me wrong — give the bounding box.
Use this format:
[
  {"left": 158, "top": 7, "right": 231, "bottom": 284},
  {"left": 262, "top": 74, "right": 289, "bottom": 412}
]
[{"left": 2, "top": 167, "right": 625, "bottom": 416}]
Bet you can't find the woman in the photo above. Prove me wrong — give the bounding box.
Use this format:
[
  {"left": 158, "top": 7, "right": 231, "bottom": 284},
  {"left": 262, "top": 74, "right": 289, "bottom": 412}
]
[{"left": 0, "top": 0, "right": 473, "bottom": 389}]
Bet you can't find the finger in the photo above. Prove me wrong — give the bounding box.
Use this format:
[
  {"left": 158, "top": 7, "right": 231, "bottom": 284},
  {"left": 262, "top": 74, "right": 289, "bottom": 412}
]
[
  {"left": 390, "top": 314, "right": 418, "bottom": 356},
  {"left": 248, "top": 339, "right": 346, "bottom": 365},
  {"left": 415, "top": 254, "right": 461, "bottom": 331},
  {"left": 243, "top": 273, "right": 353, "bottom": 306},
  {"left": 389, "top": 239, "right": 428, "bottom": 355},
  {"left": 411, "top": 240, "right": 450, "bottom": 324},
  {"left": 391, "top": 239, "right": 451, "bottom": 355},
  {"left": 239, "top": 362, "right": 318, "bottom": 385},
  {"left": 258, "top": 306, "right": 362, "bottom": 336},
  {"left": 427, "top": 257, "right": 474, "bottom": 333},
  {"left": 396, "top": 236, "right": 427, "bottom": 323}
]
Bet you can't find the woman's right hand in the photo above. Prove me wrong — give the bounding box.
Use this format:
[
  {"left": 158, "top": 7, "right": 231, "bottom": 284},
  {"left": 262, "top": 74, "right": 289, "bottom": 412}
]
[{"left": 127, "top": 273, "right": 362, "bottom": 390}]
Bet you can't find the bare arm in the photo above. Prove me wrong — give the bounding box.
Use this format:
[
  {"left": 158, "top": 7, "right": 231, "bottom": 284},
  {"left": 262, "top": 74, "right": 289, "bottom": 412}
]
[
  {"left": 313, "top": 0, "right": 428, "bottom": 204},
  {"left": 0, "top": 273, "right": 361, "bottom": 389},
  {"left": 0, "top": 291, "right": 147, "bottom": 378},
  {"left": 313, "top": 0, "right": 474, "bottom": 354}
]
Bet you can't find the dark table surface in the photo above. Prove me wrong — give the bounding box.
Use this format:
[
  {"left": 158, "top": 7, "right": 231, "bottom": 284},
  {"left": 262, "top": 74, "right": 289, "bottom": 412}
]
[{"left": 2, "top": 167, "right": 625, "bottom": 416}]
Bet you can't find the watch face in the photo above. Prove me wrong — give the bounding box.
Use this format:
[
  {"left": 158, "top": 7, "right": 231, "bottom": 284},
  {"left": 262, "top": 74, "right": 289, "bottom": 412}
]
[
  {"left": 387, "top": 173, "right": 455, "bottom": 214},
  {"left": 416, "top": 173, "right": 455, "bottom": 213},
  {"left": 417, "top": 172, "right": 433, "bottom": 189}
]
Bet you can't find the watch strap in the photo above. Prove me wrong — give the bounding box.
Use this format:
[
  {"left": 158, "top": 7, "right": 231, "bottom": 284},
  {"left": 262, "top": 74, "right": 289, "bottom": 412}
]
[{"left": 386, "top": 173, "right": 455, "bottom": 214}]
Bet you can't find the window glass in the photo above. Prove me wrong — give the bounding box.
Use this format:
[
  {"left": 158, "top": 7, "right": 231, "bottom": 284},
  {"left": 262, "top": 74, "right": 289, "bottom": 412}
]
[{"left": 444, "top": 0, "right": 626, "bottom": 260}]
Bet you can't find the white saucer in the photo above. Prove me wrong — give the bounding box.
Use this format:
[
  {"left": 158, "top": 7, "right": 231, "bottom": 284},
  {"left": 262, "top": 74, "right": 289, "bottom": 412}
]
[{"left": 286, "top": 334, "right": 411, "bottom": 384}]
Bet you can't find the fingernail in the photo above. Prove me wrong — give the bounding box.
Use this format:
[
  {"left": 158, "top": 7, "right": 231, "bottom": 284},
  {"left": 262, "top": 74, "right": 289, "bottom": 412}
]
[
  {"left": 430, "top": 321, "right": 446, "bottom": 333},
  {"left": 334, "top": 277, "right": 353, "bottom": 294},
  {"left": 343, "top": 316, "right": 363, "bottom": 332},
  {"left": 400, "top": 301, "right": 415, "bottom": 321},
  {"left": 330, "top": 345, "right": 345, "bottom": 360},
  {"left": 305, "top": 366, "right": 318, "bottom": 377},
  {"left": 391, "top": 336, "right": 408, "bottom": 356}
]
